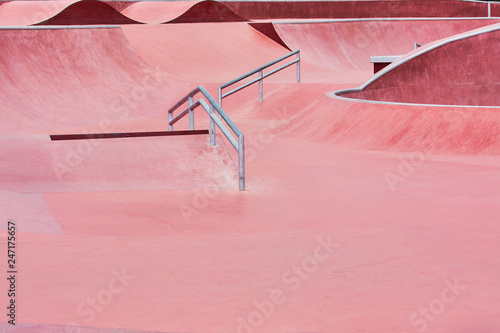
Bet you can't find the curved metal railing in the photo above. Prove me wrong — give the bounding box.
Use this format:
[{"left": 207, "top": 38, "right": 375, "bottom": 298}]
[{"left": 168, "top": 86, "right": 245, "bottom": 191}]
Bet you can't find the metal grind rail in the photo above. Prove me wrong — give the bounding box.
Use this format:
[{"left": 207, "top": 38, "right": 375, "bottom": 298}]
[
  {"left": 218, "top": 50, "right": 301, "bottom": 106},
  {"left": 168, "top": 86, "right": 245, "bottom": 191}
]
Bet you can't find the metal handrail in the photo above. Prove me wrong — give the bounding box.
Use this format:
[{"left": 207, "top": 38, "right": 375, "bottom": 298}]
[
  {"left": 168, "top": 86, "right": 245, "bottom": 191},
  {"left": 218, "top": 50, "right": 301, "bottom": 106}
]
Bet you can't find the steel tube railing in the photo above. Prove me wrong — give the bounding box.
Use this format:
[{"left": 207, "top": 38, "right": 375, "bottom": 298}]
[
  {"left": 219, "top": 50, "right": 300, "bottom": 106},
  {"left": 169, "top": 100, "right": 201, "bottom": 127},
  {"left": 168, "top": 86, "right": 245, "bottom": 190},
  {"left": 221, "top": 59, "right": 300, "bottom": 100}
]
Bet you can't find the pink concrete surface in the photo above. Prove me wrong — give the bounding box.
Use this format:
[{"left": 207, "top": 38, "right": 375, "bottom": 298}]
[
  {"left": 1, "top": 5, "right": 500, "bottom": 333},
  {"left": 121, "top": 23, "right": 295, "bottom": 82},
  {"left": 274, "top": 18, "right": 500, "bottom": 71},
  {"left": 0, "top": 27, "right": 189, "bottom": 135},
  {"left": 121, "top": 0, "right": 247, "bottom": 24},
  {"left": 340, "top": 23, "right": 500, "bottom": 106}
]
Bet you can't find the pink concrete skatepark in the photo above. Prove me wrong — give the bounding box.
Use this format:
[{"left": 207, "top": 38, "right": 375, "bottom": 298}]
[{"left": 1, "top": 0, "right": 500, "bottom": 332}]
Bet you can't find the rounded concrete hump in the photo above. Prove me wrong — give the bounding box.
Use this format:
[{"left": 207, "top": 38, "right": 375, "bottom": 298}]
[
  {"left": 34, "top": 0, "right": 142, "bottom": 26},
  {"left": 337, "top": 23, "right": 500, "bottom": 107}
]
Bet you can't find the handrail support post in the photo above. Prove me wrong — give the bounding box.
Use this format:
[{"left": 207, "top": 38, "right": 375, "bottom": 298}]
[
  {"left": 238, "top": 134, "right": 245, "bottom": 191},
  {"left": 168, "top": 112, "right": 173, "bottom": 131},
  {"left": 209, "top": 104, "right": 216, "bottom": 146},
  {"left": 188, "top": 95, "right": 194, "bottom": 130},
  {"left": 258, "top": 70, "right": 263, "bottom": 103},
  {"left": 296, "top": 51, "right": 301, "bottom": 83}
]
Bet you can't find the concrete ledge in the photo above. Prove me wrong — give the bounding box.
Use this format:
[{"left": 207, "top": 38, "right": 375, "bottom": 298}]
[
  {"left": 50, "top": 129, "right": 209, "bottom": 141},
  {"left": 370, "top": 55, "right": 401, "bottom": 63}
]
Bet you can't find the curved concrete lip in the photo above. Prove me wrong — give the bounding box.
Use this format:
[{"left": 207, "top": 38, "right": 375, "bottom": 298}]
[
  {"left": 330, "top": 22, "right": 500, "bottom": 109},
  {"left": 328, "top": 90, "right": 500, "bottom": 109}
]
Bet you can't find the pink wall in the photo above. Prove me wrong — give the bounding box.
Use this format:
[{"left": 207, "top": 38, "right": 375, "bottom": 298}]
[{"left": 341, "top": 26, "right": 500, "bottom": 106}]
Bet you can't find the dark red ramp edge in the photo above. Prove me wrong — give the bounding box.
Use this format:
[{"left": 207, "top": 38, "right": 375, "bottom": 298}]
[
  {"left": 222, "top": 0, "right": 487, "bottom": 20},
  {"left": 167, "top": 0, "right": 248, "bottom": 24},
  {"left": 249, "top": 22, "right": 291, "bottom": 50},
  {"left": 50, "top": 130, "right": 209, "bottom": 141},
  {"left": 338, "top": 25, "right": 500, "bottom": 106},
  {"left": 35, "top": 0, "right": 142, "bottom": 25}
]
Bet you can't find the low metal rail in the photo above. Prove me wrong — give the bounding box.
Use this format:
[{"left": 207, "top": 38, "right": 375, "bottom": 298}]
[
  {"left": 218, "top": 50, "right": 301, "bottom": 106},
  {"left": 168, "top": 86, "right": 245, "bottom": 191}
]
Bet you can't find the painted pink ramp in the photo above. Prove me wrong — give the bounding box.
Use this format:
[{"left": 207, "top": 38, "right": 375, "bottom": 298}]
[
  {"left": 222, "top": 0, "right": 489, "bottom": 19},
  {"left": 278, "top": 92, "right": 500, "bottom": 154},
  {"left": 34, "top": 0, "right": 141, "bottom": 25},
  {"left": 121, "top": 23, "right": 291, "bottom": 82},
  {"left": 0, "top": 133, "right": 237, "bottom": 194},
  {"left": 0, "top": 27, "right": 189, "bottom": 135},
  {"left": 121, "top": 0, "right": 247, "bottom": 24},
  {"left": 274, "top": 18, "right": 500, "bottom": 72},
  {"left": 340, "top": 23, "right": 500, "bottom": 106},
  {"left": 0, "top": 0, "right": 76, "bottom": 26}
]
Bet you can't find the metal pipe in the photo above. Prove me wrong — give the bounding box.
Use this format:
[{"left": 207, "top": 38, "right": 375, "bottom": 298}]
[
  {"left": 218, "top": 86, "right": 222, "bottom": 108},
  {"left": 220, "top": 50, "right": 300, "bottom": 89},
  {"left": 221, "top": 60, "right": 298, "bottom": 101},
  {"left": 238, "top": 135, "right": 245, "bottom": 191},
  {"left": 188, "top": 95, "right": 194, "bottom": 130},
  {"left": 199, "top": 87, "right": 243, "bottom": 137},
  {"left": 488, "top": 1, "right": 491, "bottom": 17},
  {"left": 165, "top": 87, "right": 245, "bottom": 190},
  {"left": 259, "top": 70, "right": 263, "bottom": 103},
  {"left": 209, "top": 104, "right": 216, "bottom": 146},
  {"left": 296, "top": 51, "right": 301, "bottom": 83},
  {"left": 168, "top": 87, "right": 200, "bottom": 114},
  {"left": 169, "top": 100, "right": 201, "bottom": 127},
  {"left": 209, "top": 113, "right": 238, "bottom": 149},
  {"left": 261, "top": 60, "right": 299, "bottom": 79}
]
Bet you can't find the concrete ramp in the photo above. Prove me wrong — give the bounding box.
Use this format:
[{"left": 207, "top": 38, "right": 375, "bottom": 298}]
[
  {"left": 277, "top": 93, "right": 500, "bottom": 154},
  {"left": 339, "top": 23, "right": 500, "bottom": 106},
  {"left": 0, "top": 27, "right": 189, "bottom": 135},
  {"left": 274, "top": 19, "right": 500, "bottom": 72},
  {"left": 121, "top": 23, "right": 290, "bottom": 82},
  {"left": 0, "top": 133, "right": 237, "bottom": 193}
]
